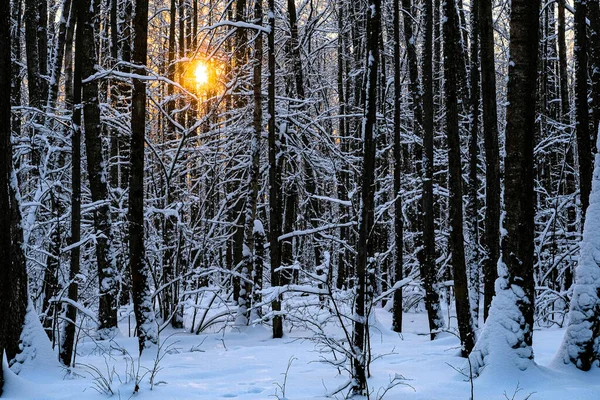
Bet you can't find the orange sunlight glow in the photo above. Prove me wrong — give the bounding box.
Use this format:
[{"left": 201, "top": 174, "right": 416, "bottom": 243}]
[{"left": 194, "top": 62, "right": 209, "bottom": 86}]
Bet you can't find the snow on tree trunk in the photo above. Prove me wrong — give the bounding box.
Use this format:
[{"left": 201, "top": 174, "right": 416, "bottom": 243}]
[
  {"left": 554, "top": 127, "right": 600, "bottom": 371},
  {"left": 129, "top": 0, "right": 158, "bottom": 354},
  {"left": 0, "top": 2, "right": 30, "bottom": 391},
  {"left": 468, "top": 0, "right": 540, "bottom": 375}
]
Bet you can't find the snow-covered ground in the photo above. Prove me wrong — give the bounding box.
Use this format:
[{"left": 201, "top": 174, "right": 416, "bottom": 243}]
[{"left": 4, "top": 308, "right": 600, "bottom": 400}]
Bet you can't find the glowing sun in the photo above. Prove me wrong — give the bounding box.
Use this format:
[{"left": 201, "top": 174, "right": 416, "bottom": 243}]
[{"left": 194, "top": 62, "right": 209, "bottom": 86}]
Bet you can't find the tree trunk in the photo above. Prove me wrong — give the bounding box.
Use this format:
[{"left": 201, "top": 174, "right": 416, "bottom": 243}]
[
  {"left": 77, "top": 0, "right": 119, "bottom": 338},
  {"left": 286, "top": 0, "right": 321, "bottom": 277},
  {"left": 10, "top": 0, "right": 22, "bottom": 135},
  {"left": 245, "top": 0, "right": 264, "bottom": 320},
  {"left": 47, "top": 0, "right": 73, "bottom": 112},
  {"left": 130, "top": 0, "right": 158, "bottom": 354},
  {"left": 558, "top": 0, "right": 576, "bottom": 289},
  {"left": 470, "top": 0, "right": 540, "bottom": 374},
  {"left": 162, "top": 0, "right": 180, "bottom": 328},
  {"left": 37, "top": 0, "right": 48, "bottom": 102},
  {"left": 268, "top": 0, "right": 283, "bottom": 339},
  {"left": 24, "top": 0, "right": 41, "bottom": 109},
  {"left": 335, "top": 0, "right": 349, "bottom": 290},
  {"left": 467, "top": 0, "right": 481, "bottom": 329},
  {"left": 479, "top": 0, "right": 501, "bottom": 321},
  {"left": 351, "top": 0, "right": 379, "bottom": 394},
  {"left": 556, "top": 99, "right": 600, "bottom": 372},
  {"left": 232, "top": 0, "right": 247, "bottom": 307},
  {"left": 589, "top": 1, "right": 600, "bottom": 144},
  {"left": 118, "top": 0, "right": 131, "bottom": 191},
  {"left": 0, "top": 0, "right": 29, "bottom": 390},
  {"left": 60, "top": 0, "right": 81, "bottom": 366},
  {"left": 575, "top": 0, "right": 592, "bottom": 225},
  {"left": 391, "top": 0, "right": 404, "bottom": 334},
  {"left": 443, "top": 0, "right": 475, "bottom": 357}
]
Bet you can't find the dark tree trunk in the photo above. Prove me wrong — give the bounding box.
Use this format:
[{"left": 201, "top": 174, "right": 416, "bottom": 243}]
[
  {"left": 443, "top": 0, "right": 475, "bottom": 357},
  {"left": 162, "top": 0, "right": 180, "bottom": 328},
  {"left": 469, "top": 0, "right": 541, "bottom": 375},
  {"left": 24, "top": 0, "right": 41, "bottom": 110},
  {"left": 401, "top": 0, "right": 423, "bottom": 151},
  {"left": 467, "top": 0, "right": 481, "bottom": 328},
  {"left": 286, "top": 0, "right": 321, "bottom": 279},
  {"left": 193, "top": 0, "right": 198, "bottom": 49},
  {"left": 558, "top": 0, "right": 569, "bottom": 124},
  {"left": 41, "top": 203, "right": 60, "bottom": 342},
  {"left": 0, "top": 0, "right": 28, "bottom": 390},
  {"left": 574, "top": 0, "right": 592, "bottom": 225},
  {"left": 392, "top": 0, "right": 404, "bottom": 333},
  {"left": 559, "top": 0, "right": 576, "bottom": 290},
  {"left": 108, "top": 0, "right": 119, "bottom": 187},
  {"left": 118, "top": 0, "right": 132, "bottom": 191},
  {"left": 231, "top": 0, "right": 247, "bottom": 306},
  {"left": 179, "top": 0, "right": 185, "bottom": 58},
  {"left": 589, "top": 1, "right": 600, "bottom": 144},
  {"left": 237, "top": 0, "right": 263, "bottom": 325},
  {"left": 77, "top": 0, "right": 119, "bottom": 338},
  {"left": 280, "top": 176, "right": 297, "bottom": 285},
  {"left": 421, "top": 0, "right": 446, "bottom": 340},
  {"left": 47, "top": 0, "right": 73, "bottom": 111},
  {"left": 60, "top": 0, "right": 81, "bottom": 366},
  {"left": 37, "top": 0, "right": 48, "bottom": 103},
  {"left": 503, "top": 0, "right": 540, "bottom": 355},
  {"left": 479, "top": 0, "right": 501, "bottom": 321},
  {"left": 268, "top": 0, "right": 283, "bottom": 339},
  {"left": 10, "top": 0, "right": 22, "bottom": 135},
  {"left": 352, "top": 0, "right": 380, "bottom": 394},
  {"left": 335, "top": 0, "right": 349, "bottom": 290},
  {"left": 246, "top": 0, "right": 264, "bottom": 318},
  {"left": 130, "top": 0, "right": 158, "bottom": 354}
]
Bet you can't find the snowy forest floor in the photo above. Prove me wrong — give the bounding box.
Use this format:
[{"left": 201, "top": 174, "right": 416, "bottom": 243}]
[{"left": 5, "top": 307, "right": 600, "bottom": 400}]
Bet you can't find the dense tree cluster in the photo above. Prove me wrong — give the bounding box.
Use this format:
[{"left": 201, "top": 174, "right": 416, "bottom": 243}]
[{"left": 1, "top": 0, "right": 600, "bottom": 394}]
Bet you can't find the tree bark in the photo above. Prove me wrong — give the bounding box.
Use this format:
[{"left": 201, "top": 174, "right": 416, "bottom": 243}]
[
  {"left": 37, "top": 0, "right": 48, "bottom": 103},
  {"left": 479, "top": 0, "right": 501, "bottom": 321},
  {"left": 575, "top": 0, "right": 592, "bottom": 225},
  {"left": 10, "top": 0, "right": 22, "bottom": 135},
  {"left": 589, "top": 1, "right": 600, "bottom": 144},
  {"left": 162, "top": 0, "right": 180, "bottom": 328},
  {"left": 130, "top": 0, "right": 158, "bottom": 354},
  {"left": 467, "top": 0, "right": 481, "bottom": 329},
  {"left": 352, "top": 0, "right": 380, "bottom": 394},
  {"left": 268, "top": 0, "right": 283, "bottom": 339},
  {"left": 0, "top": 0, "right": 28, "bottom": 390},
  {"left": 24, "top": 0, "right": 41, "bottom": 109},
  {"left": 443, "top": 0, "right": 475, "bottom": 357},
  {"left": 335, "top": 0, "right": 349, "bottom": 290},
  {"left": 392, "top": 0, "right": 404, "bottom": 334},
  {"left": 246, "top": 0, "right": 264, "bottom": 320},
  {"left": 285, "top": 0, "right": 321, "bottom": 278},
  {"left": 77, "top": 0, "right": 119, "bottom": 338},
  {"left": 47, "top": 0, "right": 73, "bottom": 112},
  {"left": 60, "top": 0, "right": 81, "bottom": 366},
  {"left": 420, "top": 0, "right": 446, "bottom": 340},
  {"left": 469, "top": 0, "right": 540, "bottom": 374}
]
